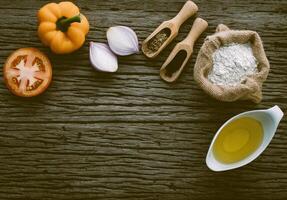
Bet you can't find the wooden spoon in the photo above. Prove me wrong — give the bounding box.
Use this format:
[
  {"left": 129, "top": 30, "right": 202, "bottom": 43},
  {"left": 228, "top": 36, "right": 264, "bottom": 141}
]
[
  {"left": 141, "top": 1, "right": 198, "bottom": 59},
  {"left": 160, "top": 18, "right": 208, "bottom": 82}
]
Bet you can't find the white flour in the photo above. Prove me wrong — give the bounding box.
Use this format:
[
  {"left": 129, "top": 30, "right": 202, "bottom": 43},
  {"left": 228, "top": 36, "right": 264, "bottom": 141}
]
[{"left": 208, "top": 43, "right": 258, "bottom": 86}]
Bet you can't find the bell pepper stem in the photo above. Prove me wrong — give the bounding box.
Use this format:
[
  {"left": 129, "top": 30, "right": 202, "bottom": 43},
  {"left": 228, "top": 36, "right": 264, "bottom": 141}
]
[{"left": 57, "top": 14, "right": 81, "bottom": 32}]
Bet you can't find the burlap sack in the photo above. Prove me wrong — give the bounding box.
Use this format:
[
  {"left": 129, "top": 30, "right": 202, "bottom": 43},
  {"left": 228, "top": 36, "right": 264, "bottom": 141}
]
[{"left": 194, "top": 24, "right": 270, "bottom": 103}]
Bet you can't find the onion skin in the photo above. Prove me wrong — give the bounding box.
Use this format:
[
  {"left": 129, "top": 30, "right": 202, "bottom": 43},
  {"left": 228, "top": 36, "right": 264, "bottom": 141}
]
[
  {"left": 107, "top": 26, "right": 139, "bottom": 56},
  {"left": 89, "top": 42, "right": 118, "bottom": 73}
]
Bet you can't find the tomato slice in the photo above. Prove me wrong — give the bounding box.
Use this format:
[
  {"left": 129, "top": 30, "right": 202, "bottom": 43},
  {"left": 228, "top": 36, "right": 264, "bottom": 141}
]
[{"left": 3, "top": 48, "right": 52, "bottom": 97}]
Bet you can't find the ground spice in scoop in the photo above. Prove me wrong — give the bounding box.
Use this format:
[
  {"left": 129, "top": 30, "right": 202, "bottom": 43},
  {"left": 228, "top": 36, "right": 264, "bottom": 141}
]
[
  {"left": 165, "top": 50, "right": 187, "bottom": 77},
  {"left": 147, "top": 28, "right": 170, "bottom": 53}
]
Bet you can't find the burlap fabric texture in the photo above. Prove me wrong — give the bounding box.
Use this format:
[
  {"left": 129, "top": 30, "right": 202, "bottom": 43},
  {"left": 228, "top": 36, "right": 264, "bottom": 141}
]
[{"left": 194, "top": 24, "right": 270, "bottom": 103}]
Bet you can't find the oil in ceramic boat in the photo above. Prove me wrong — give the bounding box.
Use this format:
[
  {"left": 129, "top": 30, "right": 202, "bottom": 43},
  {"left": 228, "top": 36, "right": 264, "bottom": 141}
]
[{"left": 212, "top": 117, "right": 263, "bottom": 164}]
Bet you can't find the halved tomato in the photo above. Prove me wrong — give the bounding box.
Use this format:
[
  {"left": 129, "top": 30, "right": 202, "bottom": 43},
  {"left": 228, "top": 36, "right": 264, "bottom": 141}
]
[{"left": 3, "top": 48, "right": 52, "bottom": 97}]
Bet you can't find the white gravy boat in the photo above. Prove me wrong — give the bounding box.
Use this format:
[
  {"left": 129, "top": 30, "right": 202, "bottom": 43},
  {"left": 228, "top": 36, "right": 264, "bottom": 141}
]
[{"left": 206, "top": 105, "right": 284, "bottom": 172}]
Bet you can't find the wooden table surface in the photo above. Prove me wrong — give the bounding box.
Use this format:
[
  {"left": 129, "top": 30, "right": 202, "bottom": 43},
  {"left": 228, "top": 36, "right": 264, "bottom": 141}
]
[{"left": 0, "top": 0, "right": 286, "bottom": 199}]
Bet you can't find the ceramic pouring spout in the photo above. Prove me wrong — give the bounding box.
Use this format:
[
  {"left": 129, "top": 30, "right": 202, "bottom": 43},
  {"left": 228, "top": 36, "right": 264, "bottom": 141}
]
[{"left": 266, "top": 105, "right": 284, "bottom": 125}]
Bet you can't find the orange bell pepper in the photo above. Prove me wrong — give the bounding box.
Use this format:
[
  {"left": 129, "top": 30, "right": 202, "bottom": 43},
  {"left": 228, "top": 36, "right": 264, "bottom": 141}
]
[{"left": 37, "top": 1, "right": 89, "bottom": 54}]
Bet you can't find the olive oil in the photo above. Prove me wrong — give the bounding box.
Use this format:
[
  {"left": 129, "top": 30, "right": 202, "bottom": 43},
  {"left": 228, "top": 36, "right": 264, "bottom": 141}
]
[{"left": 213, "top": 117, "right": 263, "bottom": 164}]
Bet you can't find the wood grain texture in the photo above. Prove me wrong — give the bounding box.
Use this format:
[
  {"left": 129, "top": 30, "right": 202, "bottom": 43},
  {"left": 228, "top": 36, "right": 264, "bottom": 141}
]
[{"left": 0, "top": 0, "right": 286, "bottom": 199}]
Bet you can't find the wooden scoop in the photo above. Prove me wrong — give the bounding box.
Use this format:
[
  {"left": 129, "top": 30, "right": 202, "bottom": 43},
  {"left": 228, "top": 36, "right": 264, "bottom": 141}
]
[
  {"left": 160, "top": 18, "right": 208, "bottom": 82},
  {"left": 141, "top": 1, "right": 198, "bottom": 59}
]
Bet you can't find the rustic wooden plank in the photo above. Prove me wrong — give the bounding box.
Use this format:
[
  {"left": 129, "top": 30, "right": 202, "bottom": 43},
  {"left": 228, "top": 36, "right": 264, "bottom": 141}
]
[
  {"left": 0, "top": 0, "right": 286, "bottom": 199},
  {"left": 0, "top": 123, "right": 287, "bottom": 200}
]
